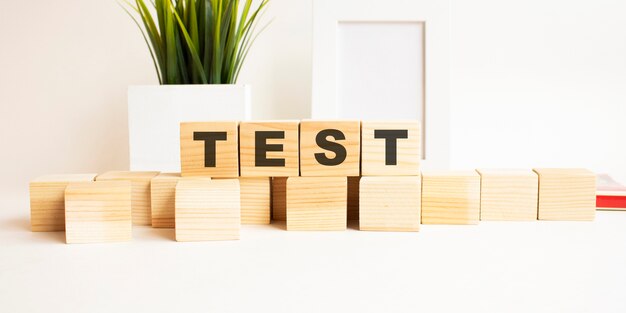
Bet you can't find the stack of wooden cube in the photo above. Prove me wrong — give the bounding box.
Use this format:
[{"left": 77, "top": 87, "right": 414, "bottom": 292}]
[
  {"left": 28, "top": 119, "right": 598, "bottom": 244},
  {"left": 30, "top": 172, "right": 158, "bottom": 243},
  {"left": 174, "top": 121, "right": 299, "bottom": 241},
  {"left": 359, "top": 121, "right": 422, "bottom": 231}
]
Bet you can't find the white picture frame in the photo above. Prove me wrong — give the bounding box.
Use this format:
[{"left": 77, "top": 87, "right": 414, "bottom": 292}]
[{"left": 311, "top": 0, "right": 450, "bottom": 170}]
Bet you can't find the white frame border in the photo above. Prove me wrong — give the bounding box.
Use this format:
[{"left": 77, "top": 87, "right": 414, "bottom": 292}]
[{"left": 311, "top": 0, "right": 450, "bottom": 170}]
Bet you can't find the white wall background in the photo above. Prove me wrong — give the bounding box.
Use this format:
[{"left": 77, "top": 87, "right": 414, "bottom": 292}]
[{"left": 1, "top": 0, "right": 625, "bottom": 200}]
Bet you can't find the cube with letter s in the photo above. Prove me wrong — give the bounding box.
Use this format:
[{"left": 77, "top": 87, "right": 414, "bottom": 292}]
[{"left": 299, "top": 120, "right": 360, "bottom": 177}]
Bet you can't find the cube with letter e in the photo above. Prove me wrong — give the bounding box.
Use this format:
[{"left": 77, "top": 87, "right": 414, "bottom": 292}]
[{"left": 239, "top": 120, "right": 299, "bottom": 177}]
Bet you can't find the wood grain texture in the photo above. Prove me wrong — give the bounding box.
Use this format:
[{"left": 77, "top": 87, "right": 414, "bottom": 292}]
[
  {"left": 151, "top": 175, "right": 215, "bottom": 228},
  {"left": 96, "top": 171, "right": 160, "bottom": 226},
  {"left": 477, "top": 169, "right": 538, "bottom": 221},
  {"left": 239, "top": 177, "right": 271, "bottom": 224},
  {"left": 361, "top": 121, "right": 420, "bottom": 176},
  {"left": 347, "top": 176, "right": 360, "bottom": 221},
  {"left": 29, "top": 174, "right": 98, "bottom": 232},
  {"left": 240, "top": 120, "right": 300, "bottom": 177},
  {"left": 180, "top": 121, "right": 239, "bottom": 177},
  {"left": 533, "top": 168, "right": 596, "bottom": 221},
  {"left": 215, "top": 177, "right": 271, "bottom": 224},
  {"left": 64, "top": 181, "right": 132, "bottom": 244},
  {"left": 175, "top": 179, "right": 240, "bottom": 241},
  {"left": 359, "top": 176, "right": 421, "bottom": 231},
  {"left": 299, "top": 120, "right": 360, "bottom": 176},
  {"left": 286, "top": 177, "right": 347, "bottom": 231},
  {"left": 421, "top": 171, "right": 481, "bottom": 225},
  {"left": 150, "top": 173, "right": 182, "bottom": 228},
  {"left": 272, "top": 177, "right": 287, "bottom": 221}
]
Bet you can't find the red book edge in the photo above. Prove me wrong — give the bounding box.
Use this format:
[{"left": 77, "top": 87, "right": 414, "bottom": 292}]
[{"left": 597, "top": 195, "right": 626, "bottom": 209}]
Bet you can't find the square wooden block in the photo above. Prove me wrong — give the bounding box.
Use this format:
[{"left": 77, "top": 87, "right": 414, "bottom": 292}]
[
  {"left": 477, "top": 169, "right": 538, "bottom": 221},
  {"left": 180, "top": 121, "right": 239, "bottom": 177},
  {"left": 65, "top": 181, "right": 132, "bottom": 244},
  {"left": 361, "top": 121, "right": 420, "bottom": 176},
  {"left": 150, "top": 173, "right": 182, "bottom": 228},
  {"left": 533, "top": 168, "right": 596, "bottom": 221},
  {"left": 272, "top": 177, "right": 287, "bottom": 221},
  {"left": 347, "top": 176, "right": 360, "bottom": 221},
  {"left": 240, "top": 120, "right": 299, "bottom": 177},
  {"left": 360, "top": 176, "right": 421, "bottom": 231},
  {"left": 421, "top": 171, "right": 481, "bottom": 225},
  {"left": 96, "top": 171, "right": 160, "bottom": 226},
  {"left": 216, "top": 177, "right": 271, "bottom": 224},
  {"left": 299, "top": 120, "right": 360, "bottom": 176},
  {"left": 29, "top": 174, "right": 97, "bottom": 232},
  {"left": 175, "top": 179, "right": 240, "bottom": 241},
  {"left": 240, "top": 177, "right": 271, "bottom": 224},
  {"left": 151, "top": 174, "right": 212, "bottom": 228},
  {"left": 286, "top": 177, "right": 347, "bottom": 231}
]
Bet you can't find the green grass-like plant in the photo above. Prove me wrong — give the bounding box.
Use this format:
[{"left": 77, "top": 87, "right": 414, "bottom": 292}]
[{"left": 122, "top": 0, "right": 269, "bottom": 84}]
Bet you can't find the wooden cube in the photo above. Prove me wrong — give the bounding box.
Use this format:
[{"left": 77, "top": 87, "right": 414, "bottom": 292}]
[
  {"left": 29, "top": 174, "right": 97, "bottom": 232},
  {"left": 240, "top": 120, "right": 299, "bottom": 177},
  {"left": 96, "top": 171, "right": 160, "bottom": 226},
  {"left": 216, "top": 177, "right": 271, "bottom": 224},
  {"left": 151, "top": 174, "right": 213, "bottom": 228},
  {"left": 65, "top": 181, "right": 132, "bottom": 244},
  {"left": 347, "top": 176, "right": 360, "bottom": 221},
  {"left": 533, "top": 168, "right": 596, "bottom": 221},
  {"left": 150, "top": 173, "right": 182, "bottom": 228},
  {"left": 421, "top": 171, "right": 481, "bottom": 225},
  {"left": 361, "top": 121, "right": 420, "bottom": 176},
  {"left": 286, "top": 177, "right": 347, "bottom": 231},
  {"left": 180, "top": 121, "right": 239, "bottom": 177},
  {"left": 359, "top": 176, "right": 421, "bottom": 231},
  {"left": 299, "top": 120, "right": 360, "bottom": 176},
  {"left": 175, "top": 179, "right": 240, "bottom": 241},
  {"left": 272, "top": 177, "right": 287, "bottom": 221},
  {"left": 477, "top": 169, "right": 538, "bottom": 221},
  {"left": 240, "top": 177, "right": 271, "bottom": 224}
]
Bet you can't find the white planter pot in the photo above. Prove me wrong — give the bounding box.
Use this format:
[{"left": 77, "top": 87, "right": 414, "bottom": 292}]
[{"left": 128, "top": 85, "right": 251, "bottom": 172}]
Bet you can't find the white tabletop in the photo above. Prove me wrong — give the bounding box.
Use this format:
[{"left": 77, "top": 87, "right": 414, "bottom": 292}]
[{"left": 1, "top": 196, "right": 625, "bottom": 313}]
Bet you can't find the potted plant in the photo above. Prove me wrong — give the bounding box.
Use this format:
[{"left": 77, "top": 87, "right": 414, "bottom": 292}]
[{"left": 122, "top": 0, "right": 269, "bottom": 172}]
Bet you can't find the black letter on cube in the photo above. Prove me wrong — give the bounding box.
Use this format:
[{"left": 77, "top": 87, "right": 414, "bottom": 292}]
[
  {"left": 193, "top": 132, "right": 227, "bottom": 167},
  {"left": 315, "top": 129, "right": 347, "bottom": 166},
  {"left": 255, "top": 131, "right": 286, "bottom": 167},
  {"left": 374, "top": 129, "right": 408, "bottom": 165}
]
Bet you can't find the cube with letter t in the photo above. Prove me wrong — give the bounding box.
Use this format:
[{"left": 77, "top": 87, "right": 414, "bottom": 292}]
[
  {"left": 299, "top": 120, "right": 361, "bottom": 176},
  {"left": 361, "top": 121, "right": 420, "bottom": 176},
  {"left": 180, "top": 121, "right": 239, "bottom": 177}
]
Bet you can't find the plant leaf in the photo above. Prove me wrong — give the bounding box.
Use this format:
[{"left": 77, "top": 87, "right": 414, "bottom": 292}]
[
  {"left": 122, "top": 0, "right": 269, "bottom": 84},
  {"left": 171, "top": 1, "right": 208, "bottom": 84},
  {"left": 118, "top": 1, "right": 163, "bottom": 84}
]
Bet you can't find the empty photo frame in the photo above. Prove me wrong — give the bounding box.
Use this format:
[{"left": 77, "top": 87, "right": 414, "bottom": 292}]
[{"left": 312, "top": 0, "right": 450, "bottom": 169}]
